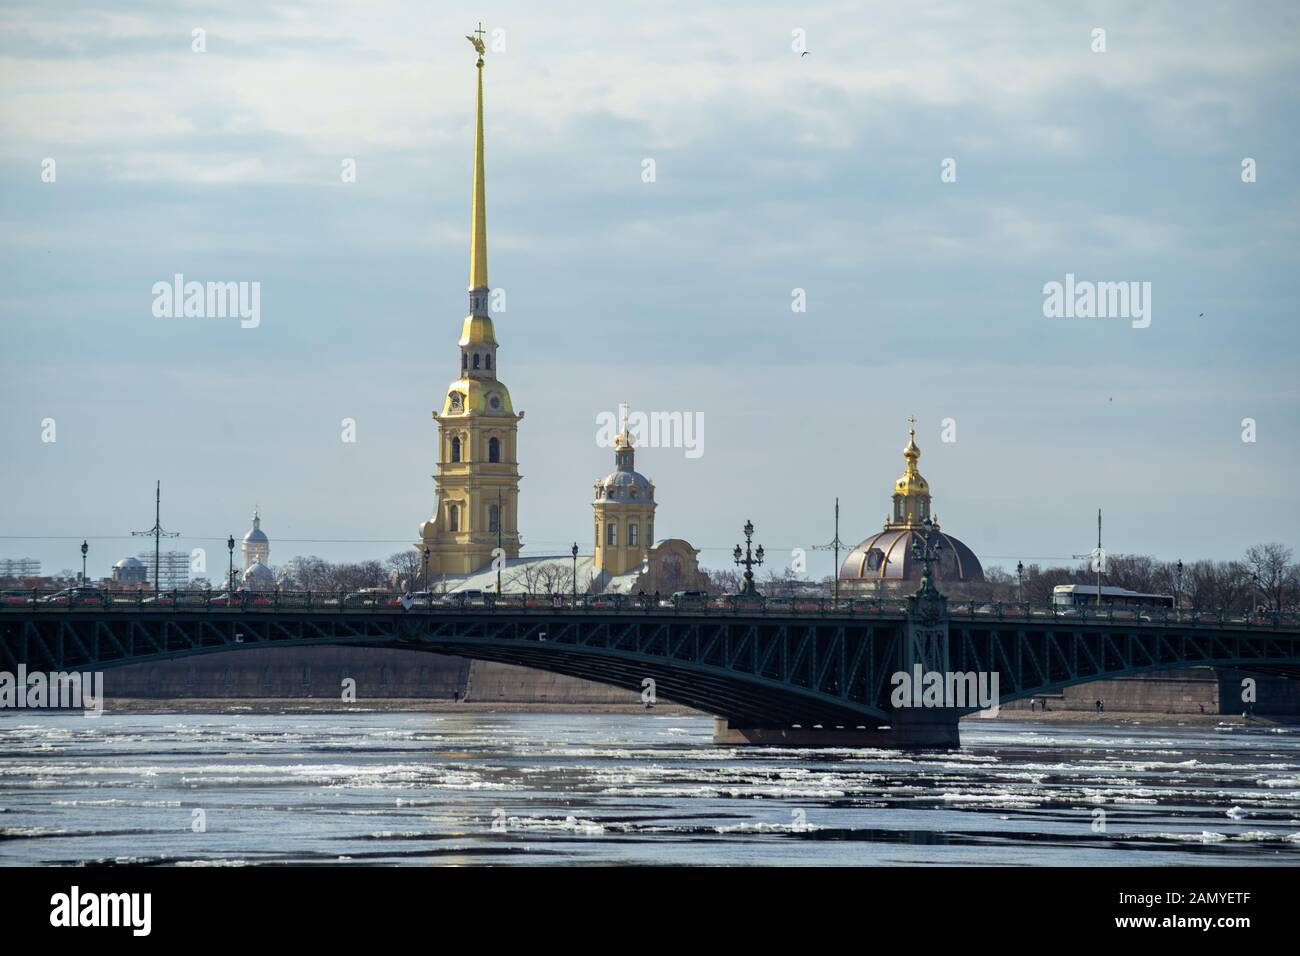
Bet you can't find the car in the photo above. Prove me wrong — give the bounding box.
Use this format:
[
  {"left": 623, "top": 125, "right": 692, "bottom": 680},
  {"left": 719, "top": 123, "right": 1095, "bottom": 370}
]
[
  {"left": 141, "top": 591, "right": 208, "bottom": 607},
  {"left": 208, "top": 591, "right": 272, "bottom": 607},
  {"left": 39, "top": 587, "right": 109, "bottom": 606},
  {"left": 671, "top": 590, "right": 710, "bottom": 609},
  {"left": 1, "top": 589, "right": 35, "bottom": 607},
  {"left": 442, "top": 589, "right": 490, "bottom": 607}
]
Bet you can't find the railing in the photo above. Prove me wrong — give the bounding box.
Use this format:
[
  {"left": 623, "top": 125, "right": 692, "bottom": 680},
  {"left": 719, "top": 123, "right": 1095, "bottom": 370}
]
[{"left": 1, "top": 588, "right": 1297, "bottom": 628}]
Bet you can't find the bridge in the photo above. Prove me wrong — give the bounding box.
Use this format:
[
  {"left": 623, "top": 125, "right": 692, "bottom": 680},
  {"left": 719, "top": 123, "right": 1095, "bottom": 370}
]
[{"left": 5, "top": 579, "right": 1299, "bottom": 747}]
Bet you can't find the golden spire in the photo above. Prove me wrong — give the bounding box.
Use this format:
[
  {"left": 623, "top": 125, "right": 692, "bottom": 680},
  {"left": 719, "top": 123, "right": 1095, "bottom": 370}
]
[
  {"left": 469, "top": 23, "right": 488, "bottom": 292},
  {"left": 887, "top": 417, "right": 931, "bottom": 529}
]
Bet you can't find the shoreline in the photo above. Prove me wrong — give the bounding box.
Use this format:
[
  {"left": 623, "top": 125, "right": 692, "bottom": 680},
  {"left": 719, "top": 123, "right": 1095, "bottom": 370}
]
[{"left": 30, "top": 698, "right": 1293, "bottom": 728}]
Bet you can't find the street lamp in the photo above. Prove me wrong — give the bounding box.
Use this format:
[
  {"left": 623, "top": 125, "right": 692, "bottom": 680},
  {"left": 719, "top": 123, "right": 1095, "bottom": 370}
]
[
  {"left": 733, "top": 520, "right": 765, "bottom": 597},
  {"left": 1016, "top": 560, "right": 1024, "bottom": 604},
  {"left": 571, "top": 542, "right": 579, "bottom": 603},
  {"left": 227, "top": 535, "right": 235, "bottom": 591},
  {"left": 1175, "top": 558, "right": 1183, "bottom": 610},
  {"left": 422, "top": 547, "right": 431, "bottom": 592},
  {"left": 80, "top": 540, "right": 88, "bottom": 584}
]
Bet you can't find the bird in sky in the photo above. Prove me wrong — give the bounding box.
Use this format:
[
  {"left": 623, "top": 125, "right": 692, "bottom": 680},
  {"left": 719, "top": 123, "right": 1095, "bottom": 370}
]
[{"left": 801, "top": 51, "right": 810, "bottom": 56}]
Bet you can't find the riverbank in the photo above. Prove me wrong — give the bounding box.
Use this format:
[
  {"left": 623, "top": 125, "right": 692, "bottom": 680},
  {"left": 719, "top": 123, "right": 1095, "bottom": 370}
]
[{"left": 81, "top": 698, "right": 1300, "bottom": 728}]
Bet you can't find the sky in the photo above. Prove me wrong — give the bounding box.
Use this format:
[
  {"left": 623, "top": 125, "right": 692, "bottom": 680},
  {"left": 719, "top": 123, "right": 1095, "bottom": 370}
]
[{"left": 1, "top": 1, "right": 1297, "bottom": 582}]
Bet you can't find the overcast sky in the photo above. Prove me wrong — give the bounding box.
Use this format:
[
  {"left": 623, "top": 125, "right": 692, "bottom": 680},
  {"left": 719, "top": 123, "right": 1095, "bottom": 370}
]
[{"left": 1, "top": 1, "right": 1297, "bottom": 581}]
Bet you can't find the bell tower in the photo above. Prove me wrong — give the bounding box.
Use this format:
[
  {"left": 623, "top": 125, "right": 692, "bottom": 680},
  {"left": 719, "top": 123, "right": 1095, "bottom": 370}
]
[{"left": 418, "top": 26, "right": 523, "bottom": 579}]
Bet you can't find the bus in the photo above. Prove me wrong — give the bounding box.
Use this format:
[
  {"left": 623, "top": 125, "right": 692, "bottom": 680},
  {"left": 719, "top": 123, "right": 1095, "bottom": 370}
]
[{"left": 1052, "top": 584, "right": 1174, "bottom": 609}]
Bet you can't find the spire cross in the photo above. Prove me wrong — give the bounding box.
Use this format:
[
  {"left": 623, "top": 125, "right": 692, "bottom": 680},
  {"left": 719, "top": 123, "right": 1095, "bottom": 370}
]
[
  {"left": 474, "top": 22, "right": 486, "bottom": 43},
  {"left": 618, "top": 401, "right": 629, "bottom": 433},
  {"left": 907, "top": 414, "right": 917, "bottom": 435}
]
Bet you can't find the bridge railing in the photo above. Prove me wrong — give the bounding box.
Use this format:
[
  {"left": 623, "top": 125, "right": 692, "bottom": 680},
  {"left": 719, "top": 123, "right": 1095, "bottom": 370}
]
[{"left": 2, "top": 587, "right": 1297, "bottom": 628}]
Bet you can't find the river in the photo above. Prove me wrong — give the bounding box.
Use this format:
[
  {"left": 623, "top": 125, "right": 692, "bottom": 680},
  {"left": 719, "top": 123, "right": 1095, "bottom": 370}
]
[{"left": 2, "top": 711, "right": 1298, "bottom": 865}]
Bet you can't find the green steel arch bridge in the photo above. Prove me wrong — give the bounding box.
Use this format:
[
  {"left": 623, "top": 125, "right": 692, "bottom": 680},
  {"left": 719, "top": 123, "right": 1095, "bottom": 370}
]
[{"left": 3, "top": 589, "right": 1298, "bottom": 746}]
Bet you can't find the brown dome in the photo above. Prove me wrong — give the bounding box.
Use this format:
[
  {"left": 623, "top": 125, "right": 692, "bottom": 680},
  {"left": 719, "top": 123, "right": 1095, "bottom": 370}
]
[{"left": 840, "top": 527, "right": 984, "bottom": 583}]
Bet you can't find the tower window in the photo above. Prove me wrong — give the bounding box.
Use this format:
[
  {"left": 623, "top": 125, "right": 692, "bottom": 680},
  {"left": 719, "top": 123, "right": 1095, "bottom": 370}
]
[
  {"left": 451, "top": 436, "right": 462, "bottom": 463},
  {"left": 489, "top": 437, "right": 500, "bottom": 463},
  {"left": 462, "top": 353, "right": 467, "bottom": 370},
  {"left": 485, "top": 354, "right": 492, "bottom": 370},
  {"left": 629, "top": 523, "right": 639, "bottom": 546},
  {"left": 606, "top": 522, "right": 617, "bottom": 546},
  {"left": 489, "top": 504, "right": 500, "bottom": 533},
  {"left": 448, "top": 504, "right": 460, "bottom": 532},
  {"left": 473, "top": 354, "right": 481, "bottom": 369}
]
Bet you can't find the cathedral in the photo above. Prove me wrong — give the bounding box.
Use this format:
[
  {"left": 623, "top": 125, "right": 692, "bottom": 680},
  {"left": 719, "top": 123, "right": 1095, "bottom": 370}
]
[
  {"left": 417, "top": 37, "right": 705, "bottom": 597},
  {"left": 839, "top": 423, "right": 984, "bottom": 595}
]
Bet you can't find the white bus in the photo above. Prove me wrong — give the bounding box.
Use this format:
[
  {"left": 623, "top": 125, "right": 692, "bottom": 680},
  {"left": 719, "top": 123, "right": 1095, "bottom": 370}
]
[{"left": 1052, "top": 584, "right": 1174, "bottom": 609}]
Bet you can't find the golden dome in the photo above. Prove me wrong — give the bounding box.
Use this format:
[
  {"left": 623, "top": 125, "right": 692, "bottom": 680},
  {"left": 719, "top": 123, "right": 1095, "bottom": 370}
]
[{"left": 893, "top": 425, "right": 929, "bottom": 497}]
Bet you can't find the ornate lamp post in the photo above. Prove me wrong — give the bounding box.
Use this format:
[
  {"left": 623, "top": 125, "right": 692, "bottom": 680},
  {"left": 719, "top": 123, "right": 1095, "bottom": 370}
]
[
  {"left": 227, "top": 535, "right": 235, "bottom": 591},
  {"left": 80, "top": 540, "right": 88, "bottom": 584},
  {"left": 911, "top": 517, "right": 945, "bottom": 592},
  {"left": 1016, "top": 560, "right": 1024, "bottom": 604},
  {"left": 571, "top": 542, "right": 579, "bottom": 603},
  {"left": 733, "top": 520, "right": 765, "bottom": 597},
  {"left": 422, "top": 547, "right": 431, "bottom": 592},
  {"left": 1175, "top": 558, "right": 1183, "bottom": 610}
]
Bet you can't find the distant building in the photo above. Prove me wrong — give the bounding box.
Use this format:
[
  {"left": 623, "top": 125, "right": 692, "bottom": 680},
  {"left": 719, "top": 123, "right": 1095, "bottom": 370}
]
[
  {"left": 136, "top": 550, "right": 191, "bottom": 590},
  {"left": 112, "top": 556, "right": 148, "bottom": 586},
  {"left": 0, "top": 558, "right": 40, "bottom": 579},
  {"left": 240, "top": 510, "right": 277, "bottom": 591},
  {"left": 839, "top": 422, "right": 985, "bottom": 596}
]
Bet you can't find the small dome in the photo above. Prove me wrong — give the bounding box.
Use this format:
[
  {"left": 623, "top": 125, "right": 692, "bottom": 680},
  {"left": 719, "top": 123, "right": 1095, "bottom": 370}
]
[
  {"left": 114, "top": 556, "right": 144, "bottom": 570},
  {"left": 242, "top": 560, "right": 276, "bottom": 591},
  {"left": 243, "top": 511, "right": 268, "bottom": 544},
  {"left": 596, "top": 468, "right": 653, "bottom": 502}
]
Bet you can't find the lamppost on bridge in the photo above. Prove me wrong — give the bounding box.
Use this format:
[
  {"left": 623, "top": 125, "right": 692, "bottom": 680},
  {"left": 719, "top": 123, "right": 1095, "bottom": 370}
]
[
  {"left": 733, "top": 520, "right": 765, "bottom": 598},
  {"left": 571, "top": 542, "right": 579, "bottom": 604},
  {"left": 1175, "top": 558, "right": 1183, "bottom": 610},
  {"left": 1016, "top": 560, "right": 1024, "bottom": 604},
  {"left": 812, "top": 497, "right": 846, "bottom": 605},
  {"left": 422, "top": 547, "right": 431, "bottom": 592},
  {"left": 80, "top": 540, "right": 88, "bottom": 585},
  {"left": 911, "top": 516, "right": 945, "bottom": 593},
  {"left": 227, "top": 535, "right": 235, "bottom": 591}
]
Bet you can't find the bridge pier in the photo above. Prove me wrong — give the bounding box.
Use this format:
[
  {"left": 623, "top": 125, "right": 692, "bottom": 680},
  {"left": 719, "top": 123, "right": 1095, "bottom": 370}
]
[{"left": 713, "top": 709, "right": 961, "bottom": 749}]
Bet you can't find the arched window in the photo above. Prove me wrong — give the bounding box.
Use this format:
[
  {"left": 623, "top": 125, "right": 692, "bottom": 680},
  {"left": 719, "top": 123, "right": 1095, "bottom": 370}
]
[
  {"left": 451, "top": 436, "right": 461, "bottom": 463},
  {"left": 462, "top": 353, "right": 467, "bottom": 370},
  {"left": 473, "top": 354, "right": 481, "bottom": 369},
  {"left": 606, "top": 522, "right": 617, "bottom": 546},
  {"left": 489, "top": 504, "right": 500, "bottom": 533},
  {"left": 485, "top": 354, "right": 492, "bottom": 370},
  {"left": 488, "top": 437, "right": 500, "bottom": 463},
  {"left": 628, "top": 523, "right": 639, "bottom": 546},
  {"left": 448, "top": 504, "right": 460, "bottom": 532}
]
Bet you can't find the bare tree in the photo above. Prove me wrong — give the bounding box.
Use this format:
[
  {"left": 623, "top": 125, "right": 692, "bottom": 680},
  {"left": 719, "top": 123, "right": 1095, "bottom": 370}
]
[
  {"left": 1244, "top": 543, "right": 1297, "bottom": 612},
  {"left": 386, "top": 549, "right": 424, "bottom": 591}
]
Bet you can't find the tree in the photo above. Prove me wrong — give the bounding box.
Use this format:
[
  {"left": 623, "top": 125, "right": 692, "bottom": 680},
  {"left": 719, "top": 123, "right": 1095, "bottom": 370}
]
[
  {"left": 1244, "top": 543, "right": 1297, "bottom": 612},
  {"left": 386, "top": 549, "right": 424, "bottom": 591}
]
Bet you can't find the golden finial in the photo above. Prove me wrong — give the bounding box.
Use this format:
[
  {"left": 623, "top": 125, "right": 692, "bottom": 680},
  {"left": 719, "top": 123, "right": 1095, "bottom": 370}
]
[{"left": 466, "top": 22, "right": 486, "bottom": 61}]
